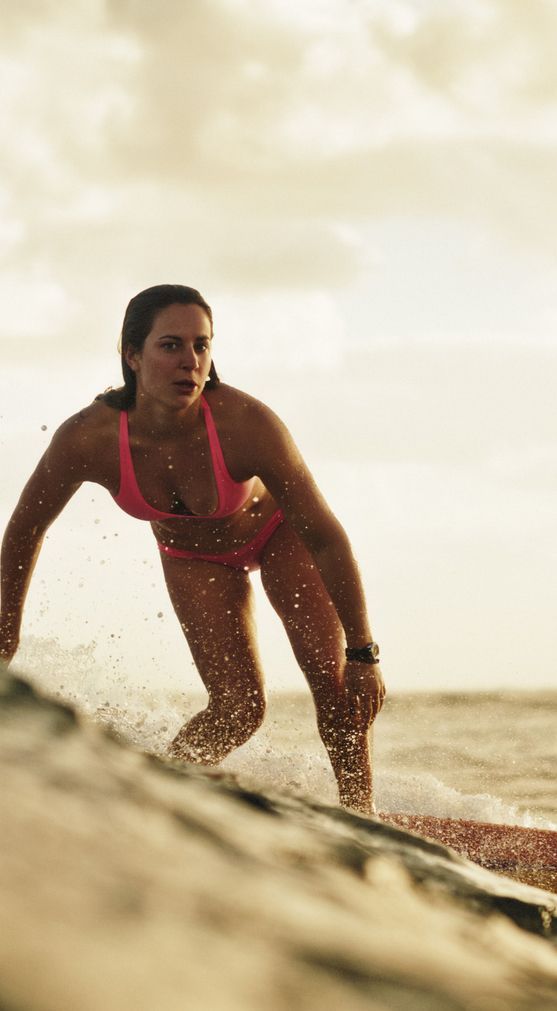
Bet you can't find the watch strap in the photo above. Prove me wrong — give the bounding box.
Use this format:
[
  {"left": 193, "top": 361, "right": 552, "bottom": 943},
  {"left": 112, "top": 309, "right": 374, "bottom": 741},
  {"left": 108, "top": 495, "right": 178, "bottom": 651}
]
[{"left": 345, "top": 641, "right": 380, "bottom": 664}]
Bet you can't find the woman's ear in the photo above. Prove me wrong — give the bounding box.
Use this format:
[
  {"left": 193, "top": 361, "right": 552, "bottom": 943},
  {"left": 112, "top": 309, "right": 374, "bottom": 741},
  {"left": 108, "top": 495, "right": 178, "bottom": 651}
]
[{"left": 124, "top": 346, "right": 140, "bottom": 373}]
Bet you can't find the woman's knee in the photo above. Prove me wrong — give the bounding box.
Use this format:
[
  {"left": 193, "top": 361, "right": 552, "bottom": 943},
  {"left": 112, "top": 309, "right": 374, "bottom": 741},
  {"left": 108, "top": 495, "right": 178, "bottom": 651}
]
[{"left": 211, "top": 682, "right": 266, "bottom": 736}]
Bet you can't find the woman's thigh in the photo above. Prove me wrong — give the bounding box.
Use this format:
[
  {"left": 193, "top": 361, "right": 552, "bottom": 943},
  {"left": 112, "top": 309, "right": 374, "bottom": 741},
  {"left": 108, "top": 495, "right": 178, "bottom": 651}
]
[
  {"left": 160, "top": 554, "right": 265, "bottom": 706},
  {"left": 259, "top": 521, "right": 344, "bottom": 700}
]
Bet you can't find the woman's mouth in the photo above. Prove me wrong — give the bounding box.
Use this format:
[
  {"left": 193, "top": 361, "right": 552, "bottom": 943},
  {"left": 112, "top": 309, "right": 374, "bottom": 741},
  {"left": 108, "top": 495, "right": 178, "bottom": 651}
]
[{"left": 173, "top": 380, "right": 197, "bottom": 393}]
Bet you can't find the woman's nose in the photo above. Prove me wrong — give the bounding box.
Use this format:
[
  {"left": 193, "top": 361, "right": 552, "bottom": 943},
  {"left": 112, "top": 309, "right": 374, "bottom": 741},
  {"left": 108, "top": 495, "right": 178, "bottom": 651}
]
[{"left": 180, "top": 347, "right": 198, "bottom": 369}]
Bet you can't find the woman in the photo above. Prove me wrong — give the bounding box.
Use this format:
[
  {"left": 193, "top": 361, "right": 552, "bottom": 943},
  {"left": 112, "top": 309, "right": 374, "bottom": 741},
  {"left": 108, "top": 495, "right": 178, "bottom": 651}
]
[{"left": 0, "top": 284, "right": 385, "bottom": 813}]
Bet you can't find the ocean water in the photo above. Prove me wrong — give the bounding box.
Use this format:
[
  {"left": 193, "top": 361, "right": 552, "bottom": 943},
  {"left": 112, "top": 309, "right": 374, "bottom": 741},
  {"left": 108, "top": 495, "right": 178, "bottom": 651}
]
[{"left": 15, "top": 636, "right": 557, "bottom": 830}]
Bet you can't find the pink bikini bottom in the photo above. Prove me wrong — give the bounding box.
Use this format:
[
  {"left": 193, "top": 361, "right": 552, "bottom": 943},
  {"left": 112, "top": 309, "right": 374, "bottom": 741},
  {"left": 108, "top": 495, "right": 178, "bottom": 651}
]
[{"left": 157, "top": 509, "right": 285, "bottom": 572}]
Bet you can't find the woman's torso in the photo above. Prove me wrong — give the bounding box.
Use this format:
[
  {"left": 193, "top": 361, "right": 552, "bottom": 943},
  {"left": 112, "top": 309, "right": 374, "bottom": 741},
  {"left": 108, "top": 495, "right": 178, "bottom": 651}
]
[{"left": 77, "top": 385, "right": 279, "bottom": 554}]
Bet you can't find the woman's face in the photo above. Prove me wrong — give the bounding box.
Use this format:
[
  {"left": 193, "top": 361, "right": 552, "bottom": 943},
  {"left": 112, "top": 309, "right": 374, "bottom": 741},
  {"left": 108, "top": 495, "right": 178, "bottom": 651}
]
[{"left": 127, "top": 302, "right": 213, "bottom": 409}]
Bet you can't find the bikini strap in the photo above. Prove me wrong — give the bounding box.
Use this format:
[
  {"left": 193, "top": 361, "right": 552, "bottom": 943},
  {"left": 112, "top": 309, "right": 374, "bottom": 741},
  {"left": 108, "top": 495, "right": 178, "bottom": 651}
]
[
  {"left": 118, "top": 409, "right": 134, "bottom": 489},
  {"left": 200, "top": 394, "right": 232, "bottom": 491},
  {"left": 115, "top": 409, "right": 160, "bottom": 517}
]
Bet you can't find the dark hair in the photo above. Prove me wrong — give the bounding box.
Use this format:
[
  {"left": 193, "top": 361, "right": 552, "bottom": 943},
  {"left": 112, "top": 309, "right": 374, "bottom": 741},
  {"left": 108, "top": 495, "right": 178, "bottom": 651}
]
[{"left": 97, "top": 284, "right": 220, "bottom": 409}]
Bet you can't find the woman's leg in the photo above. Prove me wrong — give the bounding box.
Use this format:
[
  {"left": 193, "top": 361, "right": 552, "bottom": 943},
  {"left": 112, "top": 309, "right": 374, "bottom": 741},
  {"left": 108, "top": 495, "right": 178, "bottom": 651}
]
[
  {"left": 259, "top": 522, "right": 374, "bottom": 814},
  {"left": 160, "top": 555, "right": 266, "bottom": 764}
]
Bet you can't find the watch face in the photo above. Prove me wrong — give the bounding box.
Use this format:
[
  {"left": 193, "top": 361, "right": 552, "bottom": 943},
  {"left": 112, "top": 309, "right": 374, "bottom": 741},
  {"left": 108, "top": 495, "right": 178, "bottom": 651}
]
[{"left": 370, "top": 642, "right": 380, "bottom": 659}]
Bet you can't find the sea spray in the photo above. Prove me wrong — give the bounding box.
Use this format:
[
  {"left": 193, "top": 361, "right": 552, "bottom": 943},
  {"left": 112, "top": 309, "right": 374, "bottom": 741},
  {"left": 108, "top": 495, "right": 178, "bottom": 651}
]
[{"left": 13, "top": 635, "right": 557, "bottom": 830}]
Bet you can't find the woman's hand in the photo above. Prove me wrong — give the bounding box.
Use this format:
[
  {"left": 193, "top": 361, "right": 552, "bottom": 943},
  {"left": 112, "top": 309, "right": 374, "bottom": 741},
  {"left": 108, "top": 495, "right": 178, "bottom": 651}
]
[
  {"left": 0, "top": 614, "right": 19, "bottom": 666},
  {"left": 342, "top": 661, "right": 386, "bottom": 731}
]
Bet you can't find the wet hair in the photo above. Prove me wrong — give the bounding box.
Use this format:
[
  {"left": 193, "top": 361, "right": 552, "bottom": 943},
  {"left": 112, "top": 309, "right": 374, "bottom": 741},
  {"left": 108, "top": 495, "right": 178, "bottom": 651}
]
[{"left": 97, "top": 284, "right": 220, "bottom": 409}]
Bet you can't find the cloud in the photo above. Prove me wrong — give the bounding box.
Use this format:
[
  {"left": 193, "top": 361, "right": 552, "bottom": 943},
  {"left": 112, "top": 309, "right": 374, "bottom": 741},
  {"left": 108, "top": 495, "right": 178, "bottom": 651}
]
[
  {"left": 1, "top": 0, "right": 557, "bottom": 347},
  {"left": 277, "top": 340, "right": 557, "bottom": 471},
  {"left": 0, "top": 271, "right": 74, "bottom": 341},
  {"left": 375, "top": 0, "right": 557, "bottom": 114}
]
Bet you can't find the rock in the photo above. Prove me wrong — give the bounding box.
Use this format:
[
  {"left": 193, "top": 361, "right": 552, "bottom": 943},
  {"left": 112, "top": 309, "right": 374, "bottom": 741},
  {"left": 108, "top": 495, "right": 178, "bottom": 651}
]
[{"left": 1, "top": 666, "right": 556, "bottom": 1011}]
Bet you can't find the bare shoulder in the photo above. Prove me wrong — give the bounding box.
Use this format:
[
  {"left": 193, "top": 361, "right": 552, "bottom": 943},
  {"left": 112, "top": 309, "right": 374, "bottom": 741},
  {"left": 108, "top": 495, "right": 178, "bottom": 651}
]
[
  {"left": 206, "top": 384, "right": 304, "bottom": 489},
  {"left": 45, "top": 399, "right": 119, "bottom": 474},
  {"left": 204, "top": 382, "right": 261, "bottom": 412},
  {"left": 205, "top": 383, "right": 287, "bottom": 437},
  {"left": 11, "top": 399, "right": 120, "bottom": 520}
]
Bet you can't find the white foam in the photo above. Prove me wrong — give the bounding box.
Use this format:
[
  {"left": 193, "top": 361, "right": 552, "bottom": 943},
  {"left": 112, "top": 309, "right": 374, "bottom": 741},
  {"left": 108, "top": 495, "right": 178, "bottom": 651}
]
[
  {"left": 222, "top": 736, "right": 557, "bottom": 831},
  {"left": 375, "top": 771, "right": 556, "bottom": 830},
  {"left": 12, "top": 637, "right": 557, "bottom": 832}
]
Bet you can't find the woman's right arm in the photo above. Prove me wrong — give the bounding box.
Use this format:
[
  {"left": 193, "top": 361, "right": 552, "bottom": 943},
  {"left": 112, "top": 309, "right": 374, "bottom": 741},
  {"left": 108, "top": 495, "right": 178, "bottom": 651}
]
[{"left": 0, "top": 417, "right": 88, "bottom": 664}]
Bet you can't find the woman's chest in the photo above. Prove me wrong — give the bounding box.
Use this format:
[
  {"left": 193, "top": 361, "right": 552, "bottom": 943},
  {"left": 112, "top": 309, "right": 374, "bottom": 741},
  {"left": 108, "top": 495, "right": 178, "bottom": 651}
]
[{"left": 130, "top": 432, "right": 219, "bottom": 515}]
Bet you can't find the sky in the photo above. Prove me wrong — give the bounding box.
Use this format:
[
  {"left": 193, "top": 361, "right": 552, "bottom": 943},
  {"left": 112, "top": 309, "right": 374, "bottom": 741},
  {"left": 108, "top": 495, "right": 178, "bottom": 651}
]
[{"left": 1, "top": 0, "right": 556, "bottom": 692}]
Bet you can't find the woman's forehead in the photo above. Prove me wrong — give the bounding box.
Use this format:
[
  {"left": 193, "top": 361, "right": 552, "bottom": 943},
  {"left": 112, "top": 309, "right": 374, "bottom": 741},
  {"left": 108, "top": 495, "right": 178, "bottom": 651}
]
[{"left": 150, "top": 302, "right": 212, "bottom": 336}]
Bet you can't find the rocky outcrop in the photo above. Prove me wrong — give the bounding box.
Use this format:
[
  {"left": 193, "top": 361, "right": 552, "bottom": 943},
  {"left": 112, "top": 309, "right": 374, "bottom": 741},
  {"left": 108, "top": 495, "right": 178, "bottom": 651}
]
[{"left": 1, "top": 667, "right": 556, "bottom": 1011}]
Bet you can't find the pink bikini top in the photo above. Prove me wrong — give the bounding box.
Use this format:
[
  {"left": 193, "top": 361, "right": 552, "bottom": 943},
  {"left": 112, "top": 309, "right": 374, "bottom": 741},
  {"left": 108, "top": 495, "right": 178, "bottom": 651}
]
[{"left": 113, "top": 395, "right": 257, "bottom": 521}]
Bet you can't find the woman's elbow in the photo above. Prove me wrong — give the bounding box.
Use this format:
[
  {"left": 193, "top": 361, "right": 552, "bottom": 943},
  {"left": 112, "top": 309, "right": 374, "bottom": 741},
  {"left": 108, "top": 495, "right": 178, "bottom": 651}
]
[{"left": 297, "top": 515, "right": 350, "bottom": 556}]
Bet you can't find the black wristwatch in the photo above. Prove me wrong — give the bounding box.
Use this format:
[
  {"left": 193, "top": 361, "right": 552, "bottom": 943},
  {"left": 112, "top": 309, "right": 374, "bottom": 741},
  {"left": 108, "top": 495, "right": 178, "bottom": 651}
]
[{"left": 345, "top": 641, "right": 380, "bottom": 665}]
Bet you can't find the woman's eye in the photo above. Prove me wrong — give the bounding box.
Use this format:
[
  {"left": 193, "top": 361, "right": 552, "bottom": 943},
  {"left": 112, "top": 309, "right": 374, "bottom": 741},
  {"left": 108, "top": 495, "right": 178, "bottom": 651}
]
[
  {"left": 195, "top": 343, "right": 210, "bottom": 352},
  {"left": 161, "top": 342, "right": 178, "bottom": 351}
]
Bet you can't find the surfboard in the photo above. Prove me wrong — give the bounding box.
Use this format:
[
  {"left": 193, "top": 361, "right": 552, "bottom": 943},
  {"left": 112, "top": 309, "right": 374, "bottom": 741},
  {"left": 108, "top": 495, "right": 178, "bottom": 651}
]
[{"left": 380, "top": 813, "right": 557, "bottom": 893}]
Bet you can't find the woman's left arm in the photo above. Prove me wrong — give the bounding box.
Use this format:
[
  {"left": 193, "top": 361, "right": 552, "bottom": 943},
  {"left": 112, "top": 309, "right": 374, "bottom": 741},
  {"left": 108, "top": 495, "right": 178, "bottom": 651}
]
[{"left": 249, "top": 401, "right": 385, "bottom": 718}]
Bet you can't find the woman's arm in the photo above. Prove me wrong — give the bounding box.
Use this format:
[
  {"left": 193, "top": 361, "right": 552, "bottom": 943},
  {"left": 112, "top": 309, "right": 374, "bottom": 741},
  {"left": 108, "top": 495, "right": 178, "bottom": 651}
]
[
  {"left": 249, "top": 401, "right": 375, "bottom": 649},
  {"left": 249, "top": 400, "right": 385, "bottom": 729},
  {"left": 0, "top": 418, "right": 87, "bottom": 663}
]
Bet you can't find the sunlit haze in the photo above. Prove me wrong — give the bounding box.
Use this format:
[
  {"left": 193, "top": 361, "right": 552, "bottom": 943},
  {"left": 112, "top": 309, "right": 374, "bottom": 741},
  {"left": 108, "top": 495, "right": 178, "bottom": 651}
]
[{"left": 1, "top": 0, "right": 556, "bottom": 690}]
